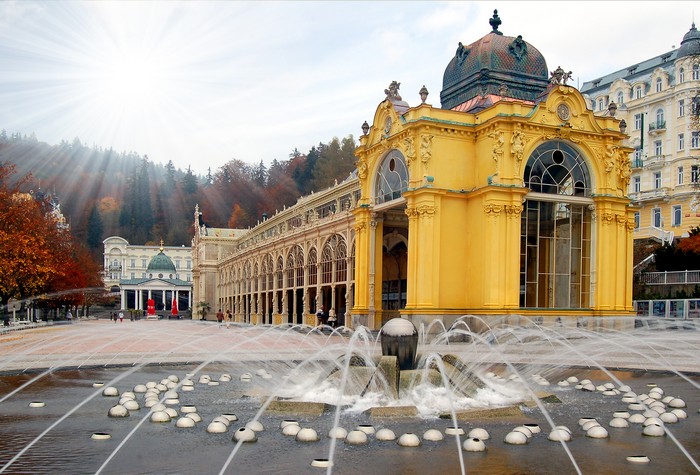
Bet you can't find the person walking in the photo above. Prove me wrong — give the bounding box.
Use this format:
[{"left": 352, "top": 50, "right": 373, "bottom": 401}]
[
  {"left": 225, "top": 309, "right": 232, "bottom": 328},
  {"left": 216, "top": 309, "right": 224, "bottom": 327},
  {"left": 328, "top": 308, "right": 336, "bottom": 328},
  {"left": 118, "top": 311, "right": 124, "bottom": 323}
]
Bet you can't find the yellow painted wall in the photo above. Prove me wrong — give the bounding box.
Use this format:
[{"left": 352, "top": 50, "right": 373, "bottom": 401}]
[{"left": 353, "top": 85, "right": 634, "bottom": 328}]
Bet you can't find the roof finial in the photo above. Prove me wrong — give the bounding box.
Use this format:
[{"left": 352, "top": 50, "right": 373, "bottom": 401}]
[
  {"left": 160, "top": 239, "right": 164, "bottom": 252},
  {"left": 489, "top": 9, "right": 502, "bottom": 35}
]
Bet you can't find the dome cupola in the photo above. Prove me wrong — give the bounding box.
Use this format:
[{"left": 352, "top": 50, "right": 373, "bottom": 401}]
[
  {"left": 147, "top": 241, "right": 176, "bottom": 277},
  {"left": 677, "top": 22, "right": 700, "bottom": 59},
  {"left": 440, "top": 10, "right": 550, "bottom": 112}
]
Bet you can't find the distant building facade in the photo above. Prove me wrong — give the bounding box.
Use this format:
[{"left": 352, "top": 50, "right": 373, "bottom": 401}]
[
  {"left": 103, "top": 237, "right": 193, "bottom": 314},
  {"left": 581, "top": 23, "right": 700, "bottom": 244},
  {"left": 192, "top": 11, "right": 635, "bottom": 329}
]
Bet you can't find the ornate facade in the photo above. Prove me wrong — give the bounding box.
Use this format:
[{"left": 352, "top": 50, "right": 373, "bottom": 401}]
[
  {"left": 581, "top": 23, "right": 700, "bottom": 244},
  {"left": 192, "top": 11, "right": 635, "bottom": 330}
]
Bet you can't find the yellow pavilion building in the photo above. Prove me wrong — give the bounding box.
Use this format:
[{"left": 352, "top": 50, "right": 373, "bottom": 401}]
[{"left": 192, "top": 11, "right": 635, "bottom": 330}]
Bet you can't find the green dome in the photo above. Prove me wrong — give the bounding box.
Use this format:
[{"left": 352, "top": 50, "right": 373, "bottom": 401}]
[
  {"left": 677, "top": 23, "right": 700, "bottom": 60},
  {"left": 441, "top": 9, "right": 549, "bottom": 111},
  {"left": 147, "top": 250, "right": 176, "bottom": 274}
]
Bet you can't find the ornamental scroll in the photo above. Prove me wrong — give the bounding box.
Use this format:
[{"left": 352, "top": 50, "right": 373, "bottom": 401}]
[{"left": 405, "top": 204, "right": 437, "bottom": 219}]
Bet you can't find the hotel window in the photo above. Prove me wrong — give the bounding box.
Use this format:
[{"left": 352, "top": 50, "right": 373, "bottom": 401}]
[
  {"left": 141, "top": 259, "right": 147, "bottom": 268},
  {"left": 130, "top": 259, "right": 135, "bottom": 267},
  {"left": 186, "top": 260, "right": 192, "bottom": 269},
  {"left": 692, "top": 131, "right": 700, "bottom": 149},
  {"left": 131, "top": 273, "right": 135, "bottom": 279},
  {"left": 634, "top": 212, "right": 640, "bottom": 229},
  {"left": 655, "top": 108, "right": 664, "bottom": 126},
  {"left": 635, "top": 85, "right": 643, "bottom": 99},
  {"left": 175, "top": 260, "right": 181, "bottom": 269},
  {"left": 655, "top": 78, "right": 662, "bottom": 92},
  {"left": 634, "top": 114, "right": 642, "bottom": 130},
  {"left": 654, "top": 140, "right": 662, "bottom": 157},
  {"left": 617, "top": 91, "right": 624, "bottom": 105},
  {"left": 694, "top": 64, "right": 700, "bottom": 80},
  {"left": 679, "top": 99, "right": 685, "bottom": 117},
  {"left": 679, "top": 67, "right": 685, "bottom": 83},
  {"left": 678, "top": 166, "right": 684, "bottom": 185},
  {"left": 597, "top": 98, "right": 605, "bottom": 111},
  {"left": 692, "top": 165, "right": 699, "bottom": 183},
  {"left": 679, "top": 133, "right": 685, "bottom": 150},
  {"left": 673, "top": 205, "right": 682, "bottom": 227},
  {"left": 634, "top": 148, "right": 642, "bottom": 162},
  {"left": 633, "top": 176, "right": 641, "bottom": 192},
  {"left": 654, "top": 172, "right": 662, "bottom": 189},
  {"left": 652, "top": 208, "right": 662, "bottom": 227}
]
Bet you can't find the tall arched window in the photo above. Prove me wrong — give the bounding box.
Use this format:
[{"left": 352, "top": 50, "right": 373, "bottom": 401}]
[
  {"left": 694, "top": 64, "right": 700, "bottom": 80},
  {"left": 680, "top": 67, "right": 685, "bottom": 83},
  {"left": 656, "top": 108, "right": 665, "bottom": 127},
  {"left": 616, "top": 91, "right": 624, "bottom": 105},
  {"left": 655, "top": 77, "right": 662, "bottom": 93},
  {"left": 374, "top": 149, "right": 408, "bottom": 205},
  {"left": 520, "top": 140, "right": 593, "bottom": 309}
]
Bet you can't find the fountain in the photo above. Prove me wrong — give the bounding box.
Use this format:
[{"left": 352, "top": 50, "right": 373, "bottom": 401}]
[{"left": 0, "top": 315, "right": 699, "bottom": 474}]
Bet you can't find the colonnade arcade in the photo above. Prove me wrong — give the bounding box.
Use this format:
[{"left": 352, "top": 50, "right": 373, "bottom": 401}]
[{"left": 218, "top": 233, "right": 355, "bottom": 325}]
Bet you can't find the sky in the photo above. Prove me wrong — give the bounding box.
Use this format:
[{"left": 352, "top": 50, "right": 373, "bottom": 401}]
[{"left": 0, "top": 1, "right": 695, "bottom": 175}]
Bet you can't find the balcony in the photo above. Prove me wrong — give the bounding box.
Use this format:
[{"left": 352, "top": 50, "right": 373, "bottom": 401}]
[
  {"left": 649, "top": 121, "right": 666, "bottom": 134},
  {"left": 631, "top": 158, "right": 644, "bottom": 168},
  {"left": 630, "top": 188, "right": 670, "bottom": 202}
]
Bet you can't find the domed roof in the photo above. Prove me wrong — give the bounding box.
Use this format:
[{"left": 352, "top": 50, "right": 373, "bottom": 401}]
[
  {"left": 677, "top": 22, "right": 700, "bottom": 59},
  {"left": 147, "top": 246, "right": 176, "bottom": 274},
  {"left": 440, "top": 10, "right": 549, "bottom": 111}
]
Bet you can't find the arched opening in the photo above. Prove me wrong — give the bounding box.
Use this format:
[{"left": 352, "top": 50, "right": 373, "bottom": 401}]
[{"left": 520, "top": 140, "right": 593, "bottom": 309}]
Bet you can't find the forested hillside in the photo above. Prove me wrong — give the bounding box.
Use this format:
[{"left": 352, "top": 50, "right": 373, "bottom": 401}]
[{"left": 0, "top": 130, "right": 357, "bottom": 254}]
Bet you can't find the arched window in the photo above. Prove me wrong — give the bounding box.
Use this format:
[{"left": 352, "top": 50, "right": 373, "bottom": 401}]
[
  {"left": 374, "top": 149, "right": 408, "bottom": 205},
  {"left": 307, "top": 248, "right": 318, "bottom": 286},
  {"left": 523, "top": 141, "right": 591, "bottom": 196},
  {"left": 634, "top": 85, "right": 643, "bottom": 99},
  {"left": 679, "top": 67, "right": 685, "bottom": 83},
  {"left": 616, "top": 91, "right": 624, "bottom": 105},
  {"left": 694, "top": 64, "right": 700, "bottom": 80},
  {"left": 655, "top": 77, "right": 662, "bottom": 93},
  {"left": 656, "top": 108, "right": 665, "bottom": 127},
  {"left": 521, "top": 140, "right": 593, "bottom": 310}
]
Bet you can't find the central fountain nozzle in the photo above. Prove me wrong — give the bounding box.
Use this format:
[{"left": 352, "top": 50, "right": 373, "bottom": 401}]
[{"left": 380, "top": 318, "right": 418, "bottom": 370}]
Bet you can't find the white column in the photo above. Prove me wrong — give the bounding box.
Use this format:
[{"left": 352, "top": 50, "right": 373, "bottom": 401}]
[{"left": 120, "top": 288, "right": 126, "bottom": 310}]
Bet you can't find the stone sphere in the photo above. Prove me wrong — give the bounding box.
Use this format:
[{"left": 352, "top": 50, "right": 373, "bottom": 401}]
[
  {"left": 206, "top": 421, "right": 228, "bottom": 433},
  {"left": 463, "top": 438, "right": 486, "bottom": 452},
  {"left": 345, "top": 430, "right": 368, "bottom": 445},
  {"left": 504, "top": 431, "right": 528, "bottom": 445},
  {"left": 609, "top": 418, "right": 629, "bottom": 428},
  {"left": 282, "top": 424, "right": 301, "bottom": 436},
  {"left": 586, "top": 426, "right": 609, "bottom": 438},
  {"left": 375, "top": 428, "right": 396, "bottom": 441},
  {"left": 397, "top": 433, "right": 421, "bottom": 447},
  {"left": 642, "top": 424, "right": 665, "bottom": 437},
  {"left": 108, "top": 405, "right": 129, "bottom": 417},
  {"left": 176, "top": 417, "right": 195, "bottom": 428},
  {"left": 468, "top": 428, "right": 490, "bottom": 440},
  {"left": 422, "top": 429, "right": 444, "bottom": 441},
  {"left": 102, "top": 387, "right": 119, "bottom": 397},
  {"left": 233, "top": 428, "right": 257, "bottom": 443},
  {"left": 150, "top": 411, "right": 171, "bottom": 423},
  {"left": 295, "top": 428, "right": 320, "bottom": 442},
  {"left": 328, "top": 427, "right": 348, "bottom": 439}
]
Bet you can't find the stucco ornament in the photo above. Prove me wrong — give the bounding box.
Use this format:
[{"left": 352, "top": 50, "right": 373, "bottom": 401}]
[
  {"left": 511, "top": 126, "right": 525, "bottom": 162},
  {"left": 487, "top": 131, "right": 505, "bottom": 174},
  {"left": 404, "top": 136, "right": 416, "bottom": 166},
  {"left": 384, "top": 81, "right": 402, "bottom": 101},
  {"left": 420, "top": 134, "right": 433, "bottom": 170},
  {"left": 691, "top": 195, "right": 700, "bottom": 213},
  {"left": 549, "top": 66, "right": 573, "bottom": 85}
]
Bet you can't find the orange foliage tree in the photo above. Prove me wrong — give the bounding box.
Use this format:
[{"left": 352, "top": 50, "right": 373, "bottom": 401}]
[{"left": 0, "top": 163, "right": 102, "bottom": 308}]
